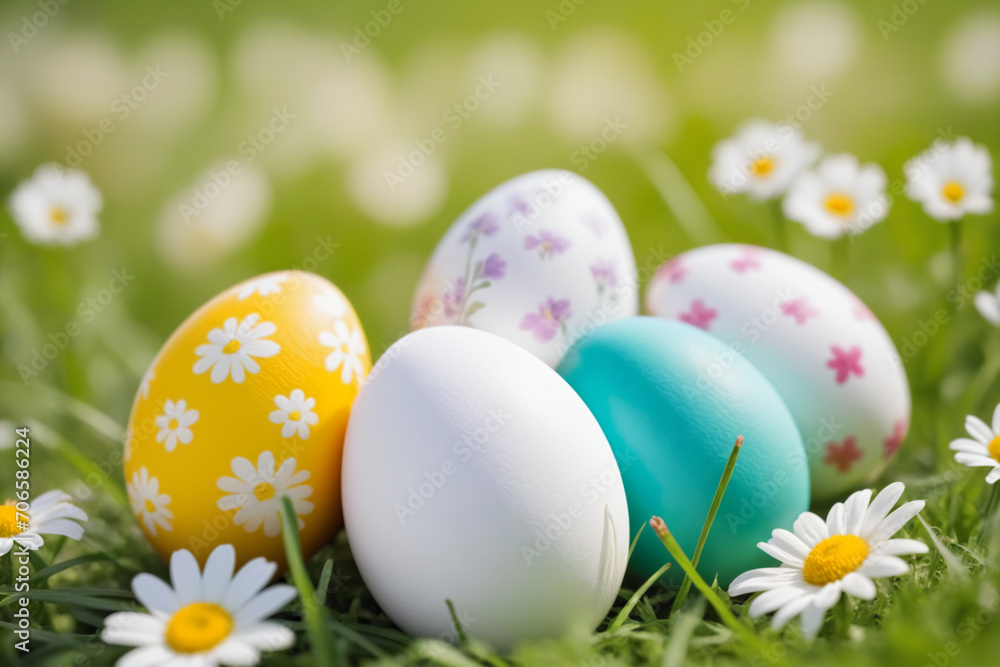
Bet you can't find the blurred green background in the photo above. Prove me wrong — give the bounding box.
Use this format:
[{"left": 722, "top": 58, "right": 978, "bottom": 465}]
[{"left": 2, "top": 0, "right": 1000, "bottom": 664}]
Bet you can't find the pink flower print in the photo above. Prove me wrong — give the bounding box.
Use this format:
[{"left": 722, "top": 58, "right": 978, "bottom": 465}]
[
  {"left": 781, "top": 297, "right": 820, "bottom": 325},
  {"left": 826, "top": 345, "right": 864, "bottom": 384},
  {"left": 852, "top": 299, "right": 875, "bottom": 322},
  {"left": 730, "top": 247, "right": 764, "bottom": 273},
  {"left": 524, "top": 229, "right": 570, "bottom": 259},
  {"left": 481, "top": 253, "right": 506, "bottom": 280},
  {"left": 656, "top": 257, "right": 686, "bottom": 284},
  {"left": 520, "top": 297, "right": 571, "bottom": 342},
  {"left": 590, "top": 259, "right": 618, "bottom": 292},
  {"left": 883, "top": 420, "right": 907, "bottom": 459},
  {"left": 824, "top": 436, "right": 863, "bottom": 473},
  {"left": 679, "top": 299, "right": 717, "bottom": 331},
  {"left": 461, "top": 212, "right": 499, "bottom": 243}
]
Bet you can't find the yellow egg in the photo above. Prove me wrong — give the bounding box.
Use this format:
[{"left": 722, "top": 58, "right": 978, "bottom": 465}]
[{"left": 124, "top": 271, "right": 371, "bottom": 571}]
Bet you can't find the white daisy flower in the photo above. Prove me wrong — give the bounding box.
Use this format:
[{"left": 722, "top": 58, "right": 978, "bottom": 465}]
[
  {"left": 975, "top": 283, "right": 1000, "bottom": 327},
  {"left": 728, "top": 482, "right": 927, "bottom": 640},
  {"left": 318, "top": 321, "right": 367, "bottom": 385},
  {"left": 139, "top": 368, "right": 155, "bottom": 400},
  {"left": 128, "top": 468, "right": 174, "bottom": 537},
  {"left": 216, "top": 451, "right": 313, "bottom": 538},
  {"left": 7, "top": 164, "right": 102, "bottom": 246},
  {"left": 905, "top": 137, "right": 994, "bottom": 221},
  {"left": 1, "top": 490, "right": 87, "bottom": 556},
  {"left": 949, "top": 404, "right": 1000, "bottom": 485},
  {"left": 269, "top": 389, "right": 318, "bottom": 440},
  {"left": 101, "top": 544, "right": 297, "bottom": 666},
  {"left": 193, "top": 314, "right": 281, "bottom": 384},
  {"left": 709, "top": 119, "right": 820, "bottom": 200},
  {"left": 155, "top": 399, "right": 200, "bottom": 453},
  {"left": 783, "top": 154, "right": 890, "bottom": 239},
  {"left": 312, "top": 291, "right": 348, "bottom": 318},
  {"left": 237, "top": 273, "right": 289, "bottom": 301}
]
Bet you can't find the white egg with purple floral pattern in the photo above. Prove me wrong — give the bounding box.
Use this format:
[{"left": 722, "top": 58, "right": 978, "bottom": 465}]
[
  {"left": 411, "top": 170, "right": 638, "bottom": 367},
  {"left": 646, "top": 244, "right": 911, "bottom": 500}
]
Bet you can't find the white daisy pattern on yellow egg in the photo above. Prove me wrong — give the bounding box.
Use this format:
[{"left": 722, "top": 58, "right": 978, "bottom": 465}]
[
  {"left": 155, "top": 399, "right": 200, "bottom": 453},
  {"left": 237, "top": 273, "right": 288, "bottom": 300},
  {"left": 319, "top": 321, "right": 367, "bottom": 384},
  {"left": 193, "top": 313, "right": 281, "bottom": 384},
  {"left": 269, "top": 389, "right": 319, "bottom": 440},
  {"left": 216, "top": 451, "right": 314, "bottom": 538},
  {"left": 128, "top": 468, "right": 174, "bottom": 537}
]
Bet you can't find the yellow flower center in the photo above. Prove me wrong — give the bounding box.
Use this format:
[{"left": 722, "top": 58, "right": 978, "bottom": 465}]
[
  {"left": 50, "top": 206, "right": 70, "bottom": 225},
  {"left": 942, "top": 181, "right": 965, "bottom": 203},
  {"left": 164, "top": 603, "right": 234, "bottom": 654},
  {"left": 824, "top": 193, "right": 855, "bottom": 217},
  {"left": 143, "top": 498, "right": 157, "bottom": 514},
  {"left": 288, "top": 410, "right": 301, "bottom": 422},
  {"left": 0, "top": 505, "right": 26, "bottom": 538},
  {"left": 254, "top": 482, "right": 275, "bottom": 501},
  {"left": 543, "top": 308, "right": 553, "bottom": 319},
  {"left": 223, "top": 339, "right": 241, "bottom": 354},
  {"left": 168, "top": 419, "right": 179, "bottom": 431},
  {"left": 751, "top": 156, "right": 775, "bottom": 178},
  {"left": 802, "top": 534, "right": 870, "bottom": 586},
  {"left": 989, "top": 435, "right": 1000, "bottom": 464}
]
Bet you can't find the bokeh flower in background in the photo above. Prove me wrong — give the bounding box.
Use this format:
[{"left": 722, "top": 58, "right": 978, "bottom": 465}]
[
  {"left": 8, "top": 164, "right": 102, "bottom": 246},
  {"left": 949, "top": 405, "right": 1000, "bottom": 485},
  {"left": 1, "top": 490, "right": 87, "bottom": 556},
  {"left": 709, "top": 120, "right": 820, "bottom": 200},
  {"left": 974, "top": 283, "right": 1000, "bottom": 326},
  {"left": 101, "top": 544, "right": 297, "bottom": 666},
  {"left": 728, "top": 482, "right": 926, "bottom": 640},
  {"left": 904, "top": 137, "right": 994, "bottom": 222},
  {"left": 783, "top": 154, "right": 889, "bottom": 239}
]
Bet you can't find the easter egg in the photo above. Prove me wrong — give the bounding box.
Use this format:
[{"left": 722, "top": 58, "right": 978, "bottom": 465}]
[
  {"left": 342, "top": 326, "right": 629, "bottom": 650},
  {"left": 645, "top": 244, "right": 911, "bottom": 500},
  {"left": 124, "top": 271, "right": 371, "bottom": 570},
  {"left": 411, "top": 169, "right": 638, "bottom": 367},
  {"left": 557, "top": 317, "right": 809, "bottom": 587}
]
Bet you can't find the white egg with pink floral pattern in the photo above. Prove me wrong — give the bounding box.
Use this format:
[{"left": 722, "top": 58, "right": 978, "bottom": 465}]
[
  {"left": 411, "top": 170, "right": 638, "bottom": 367},
  {"left": 646, "top": 244, "right": 910, "bottom": 501}
]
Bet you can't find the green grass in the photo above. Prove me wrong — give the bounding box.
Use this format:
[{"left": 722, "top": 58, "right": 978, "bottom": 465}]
[{"left": 3, "top": 0, "right": 1000, "bottom": 664}]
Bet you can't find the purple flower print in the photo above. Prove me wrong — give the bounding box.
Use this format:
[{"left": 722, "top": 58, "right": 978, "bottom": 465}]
[
  {"left": 442, "top": 276, "right": 466, "bottom": 319},
  {"left": 461, "top": 211, "right": 499, "bottom": 243},
  {"left": 520, "top": 297, "right": 572, "bottom": 342},
  {"left": 590, "top": 259, "right": 618, "bottom": 292},
  {"left": 524, "top": 229, "right": 570, "bottom": 259},
  {"left": 481, "top": 253, "right": 506, "bottom": 280},
  {"left": 508, "top": 193, "right": 536, "bottom": 217}
]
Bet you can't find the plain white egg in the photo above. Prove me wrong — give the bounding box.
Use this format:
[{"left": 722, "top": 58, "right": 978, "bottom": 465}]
[{"left": 342, "top": 326, "right": 629, "bottom": 649}]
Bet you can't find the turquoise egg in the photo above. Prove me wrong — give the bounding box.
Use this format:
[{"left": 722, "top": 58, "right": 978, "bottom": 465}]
[{"left": 557, "top": 317, "right": 809, "bottom": 587}]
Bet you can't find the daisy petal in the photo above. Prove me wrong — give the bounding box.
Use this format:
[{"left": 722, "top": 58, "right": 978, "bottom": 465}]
[
  {"left": 749, "top": 585, "right": 811, "bottom": 617},
  {"left": 234, "top": 585, "right": 297, "bottom": 625},
  {"left": 132, "top": 573, "right": 179, "bottom": 617},
  {"left": 860, "top": 482, "right": 906, "bottom": 539},
  {"left": 860, "top": 554, "right": 910, "bottom": 578},
  {"left": 966, "top": 415, "right": 994, "bottom": 444},
  {"left": 877, "top": 538, "right": 929, "bottom": 556},
  {"left": 771, "top": 593, "right": 814, "bottom": 631},
  {"left": 793, "top": 511, "right": 829, "bottom": 547},
  {"left": 202, "top": 545, "right": 236, "bottom": 603},
  {"left": 840, "top": 572, "right": 876, "bottom": 599},
  {"left": 868, "top": 500, "right": 925, "bottom": 546},
  {"left": 757, "top": 541, "right": 805, "bottom": 567},
  {"left": 223, "top": 558, "right": 276, "bottom": 610},
  {"left": 169, "top": 549, "right": 202, "bottom": 606},
  {"left": 100, "top": 612, "right": 165, "bottom": 646},
  {"left": 800, "top": 602, "right": 827, "bottom": 641}
]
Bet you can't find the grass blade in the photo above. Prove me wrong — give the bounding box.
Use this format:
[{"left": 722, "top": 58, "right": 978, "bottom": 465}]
[
  {"left": 628, "top": 146, "right": 723, "bottom": 245},
  {"left": 672, "top": 434, "right": 743, "bottom": 614},
  {"left": 608, "top": 562, "right": 671, "bottom": 632},
  {"left": 280, "top": 495, "right": 338, "bottom": 667},
  {"left": 648, "top": 516, "right": 762, "bottom": 650}
]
